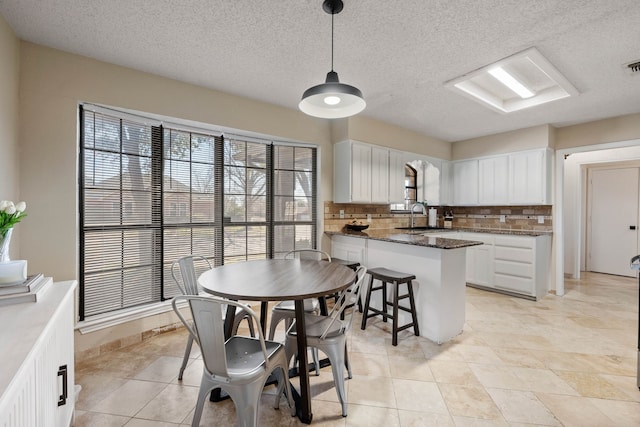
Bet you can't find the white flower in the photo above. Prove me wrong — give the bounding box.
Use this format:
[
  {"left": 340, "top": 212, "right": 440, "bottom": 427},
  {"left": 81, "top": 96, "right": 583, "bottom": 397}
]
[
  {"left": 5, "top": 205, "right": 16, "bottom": 215},
  {"left": 15, "top": 201, "right": 26, "bottom": 212},
  {"left": 0, "top": 200, "right": 8, "bottom": 210}
]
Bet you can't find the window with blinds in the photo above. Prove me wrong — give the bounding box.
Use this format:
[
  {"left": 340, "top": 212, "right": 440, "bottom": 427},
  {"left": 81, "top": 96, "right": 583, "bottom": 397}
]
[{"left": 79, "top": 105, "right": 317, "bottom": 320}]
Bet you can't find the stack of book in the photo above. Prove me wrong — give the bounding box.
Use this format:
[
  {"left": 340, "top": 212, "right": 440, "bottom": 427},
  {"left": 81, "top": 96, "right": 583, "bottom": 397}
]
[{"left": 0, "top": 273, "right": 51, "bottom": 306}]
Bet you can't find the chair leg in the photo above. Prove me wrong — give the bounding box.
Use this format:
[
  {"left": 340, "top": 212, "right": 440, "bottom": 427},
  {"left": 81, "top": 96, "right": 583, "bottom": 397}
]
[
  {"left": 273, "top": 362, "right": 296, "bottom": 416},
  {"left": 226, "top": 381, "right": 263, "bottom": 427},
  {"left": 192, "top": 378, "right": 214, "bottom": 427},
  {"left": 179, "top": 334, "right": 194, "bottom": 380},
  {"left": 344, "top": 343, "right": 352, "bottom": 379},
  {"left": 360, "top": 274, "right": 375, "bottom": 330},
  {"left": 312, "top": 347, "right": 320, "bottom": 376},
  {"left": 323, "top": 341, "right": 348, "bottom": 417},
  {"left": 246, "top": 316, "right": 256, "bottom": 337},
  {"left": 268, "top": 311, "right": 288, "bottom": 340}
]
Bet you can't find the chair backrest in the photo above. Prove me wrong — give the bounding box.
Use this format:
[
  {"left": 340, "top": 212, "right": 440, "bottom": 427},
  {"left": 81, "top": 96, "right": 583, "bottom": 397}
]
[
  {"left": 171, "top": 255, "right": 213, "bottom": 295},
  {"left": 320, "top": 266, "right": 367, "bottom": 339},
  {"left": 284, "top": 249, "right": 332, "bottom": 262},
  {"left": 172, "top": 295, "right": 268, "bottom": 379}
]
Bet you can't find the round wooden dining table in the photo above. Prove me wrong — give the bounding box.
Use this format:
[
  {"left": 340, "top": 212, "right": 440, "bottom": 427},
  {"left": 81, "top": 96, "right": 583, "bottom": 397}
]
[{"left": 198, "top": 258, "right": 356, "bottom": 424}]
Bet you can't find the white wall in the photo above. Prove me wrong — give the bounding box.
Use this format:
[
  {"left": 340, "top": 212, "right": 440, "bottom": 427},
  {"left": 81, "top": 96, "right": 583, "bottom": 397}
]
[
  {"left": 0, "top": 14, "right": 20, "bottom": 258},
  {"left": 452, "top": 125, "right": 553, "bottom": 160}
]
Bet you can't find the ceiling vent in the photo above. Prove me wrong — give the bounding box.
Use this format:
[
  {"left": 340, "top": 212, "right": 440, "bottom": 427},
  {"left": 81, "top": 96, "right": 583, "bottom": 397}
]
[{"left": 625, "top": 60, "right": 640, "bottom": 75}]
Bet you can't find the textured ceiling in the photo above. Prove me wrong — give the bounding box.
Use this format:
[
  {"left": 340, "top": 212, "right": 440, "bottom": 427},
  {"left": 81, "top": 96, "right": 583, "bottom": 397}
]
[{"left": 1, "top": 0, "right": 639, "bottom": 142}]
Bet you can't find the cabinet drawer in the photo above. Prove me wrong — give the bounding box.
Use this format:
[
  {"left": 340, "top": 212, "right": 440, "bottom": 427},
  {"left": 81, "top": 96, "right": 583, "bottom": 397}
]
[
  {"left": 494, "top": 260, "right": 533, "bottom": 278},
  {"left": 494, "top": 235, "right": 534, "bottom": 249},
  {"left": 494, "top": 273, "right": 534, "bottom": 295},
  {"left": 494, "top": 246, "right": 533, "bottom": 263}
]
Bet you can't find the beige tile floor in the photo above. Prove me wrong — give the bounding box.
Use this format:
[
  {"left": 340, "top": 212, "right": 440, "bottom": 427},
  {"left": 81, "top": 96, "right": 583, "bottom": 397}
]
[{"left": 74, "top": 272, "right": 640, "bottom": 426}]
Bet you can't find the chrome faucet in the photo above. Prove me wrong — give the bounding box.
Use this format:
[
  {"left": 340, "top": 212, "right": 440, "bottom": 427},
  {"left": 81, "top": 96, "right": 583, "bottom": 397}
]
[{"left": 410, "top": 203, "right": 427, "bottom": 228}]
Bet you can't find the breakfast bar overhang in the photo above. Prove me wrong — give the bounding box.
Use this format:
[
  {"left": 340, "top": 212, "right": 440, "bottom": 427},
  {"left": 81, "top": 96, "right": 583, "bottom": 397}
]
[{"left": 327, "top": 230, "right": 482, "bottom": 343}]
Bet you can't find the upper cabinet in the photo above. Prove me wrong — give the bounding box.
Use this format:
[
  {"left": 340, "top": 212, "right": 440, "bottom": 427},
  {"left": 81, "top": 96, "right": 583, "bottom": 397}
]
[
  {"left": 451, "top": 148, "right": 552, "bottom": 206},
  {"left": 508, "top": 149, "right": 552, "bottom": 205},
  {"left": 371, "top": 146, "right": 390, "bottom": 203},
  {"left": 388, "top": 150, "right": 405, "bottom": 204},
  {"left": 453, "top": 159, "right": 479, "bottom": 205},
  {"left": 333, "top": 141, "right": 551, "bottom": 207},
  {"left": 478, "top": 156, "right": 509, "bottom": 204},
  {"left": 335, "top": 140, "right": 399, "bottom": 204}
]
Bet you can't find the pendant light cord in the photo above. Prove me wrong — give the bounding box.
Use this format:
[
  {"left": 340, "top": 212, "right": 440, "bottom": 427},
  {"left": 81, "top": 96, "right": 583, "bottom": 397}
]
[{"left": 330, "top": 9, "right": 334, "bottom": 72}]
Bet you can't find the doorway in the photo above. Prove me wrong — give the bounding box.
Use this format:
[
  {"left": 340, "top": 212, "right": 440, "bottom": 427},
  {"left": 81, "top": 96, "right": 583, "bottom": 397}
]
[
  {"left": 587, "top": 167, "right": 639, "bottom": 277},
  {"left": 557, "top": 139, "right": 640, "bottom": 295}
]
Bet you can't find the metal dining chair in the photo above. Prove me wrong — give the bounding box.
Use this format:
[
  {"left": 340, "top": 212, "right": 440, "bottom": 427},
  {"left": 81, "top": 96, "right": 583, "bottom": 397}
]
[
  {"left": 172, "top": 295, "right": 295, "bottom": 427},
  {"left": 268, "top": 249, "right": 330, "bottom": 375},
  {"left": 284, "top": 266, "right": 368, "bottom": 417},
  {"left": 171, "top": 255, "right": 255, "bottom": 380}
]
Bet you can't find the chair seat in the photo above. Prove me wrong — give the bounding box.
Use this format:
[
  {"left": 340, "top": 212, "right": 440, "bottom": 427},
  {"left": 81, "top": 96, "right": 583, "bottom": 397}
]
[
  {"left": 273, "top": 298, "right": 319, "bottom": 312},
  {"left": 288, "top": 313, "right": 346, "bottom": 339},
  {"left": 225, "top": 336, "right": 283, "bottom": 376}
]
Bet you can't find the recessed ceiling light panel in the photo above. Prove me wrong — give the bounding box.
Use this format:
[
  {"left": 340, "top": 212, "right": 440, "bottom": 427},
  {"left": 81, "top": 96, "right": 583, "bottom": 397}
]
[{"left": 445, "top": 47, "right": 579, "bottom": 113}]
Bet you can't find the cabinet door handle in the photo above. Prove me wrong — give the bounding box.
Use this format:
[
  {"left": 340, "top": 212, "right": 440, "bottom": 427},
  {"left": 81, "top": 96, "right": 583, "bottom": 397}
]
[{"left": 57, "top": 364, "right": 68, "bottom": 406}]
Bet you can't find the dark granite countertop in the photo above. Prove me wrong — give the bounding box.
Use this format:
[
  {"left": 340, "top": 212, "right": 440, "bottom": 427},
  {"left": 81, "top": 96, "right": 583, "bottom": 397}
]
[
  {"left": 325, "top": 227, "right": 552, "bottom": 249},
  {"left": 325, "top": 228, "right": 483, "bottom": 249}
]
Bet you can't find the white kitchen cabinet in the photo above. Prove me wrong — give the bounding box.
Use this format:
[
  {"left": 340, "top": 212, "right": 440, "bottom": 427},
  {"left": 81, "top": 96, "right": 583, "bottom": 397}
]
[
  {"left": 351, "top": 141, "right": 372, "bottom": 202},
  {"left": 453, "top": 159, "right": 479, "bottom": 205},
  {"left": 0, "top": 280, "right": 77, "bottom": 426},
  {"left": 508, "top": 149, "right": 553, "bottom": 204},
  {"left": 334, "top": 140, "right": 399, "bottom": 204},
  {"left": 478, "top": 156, "right": 509, "bottom": 205},
  {"left": 440, "top": 160, "right": 453, "bottom": 206},
  {"left": 371, "top": 146, "right": 390, "bottom": 203},
  {"left": 388, "top": 149, "right": 405, "bottom": 204},
  {"left": 460, "top": 233, "right": 495, "bottom": 287},
  {"left": 450, "top": 148, "right": 552, "bottom": 206},
  {"left": 459, "top": 232, "right": 551, "bottom": 299},
  {"left": 493, "top": 234, "right": 551, "bottom": 300}
]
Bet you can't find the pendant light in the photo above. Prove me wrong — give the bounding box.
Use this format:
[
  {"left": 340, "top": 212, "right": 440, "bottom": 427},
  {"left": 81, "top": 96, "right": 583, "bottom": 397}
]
[{"left": 299, "top": 0, "right": 366, "bottom": 119}]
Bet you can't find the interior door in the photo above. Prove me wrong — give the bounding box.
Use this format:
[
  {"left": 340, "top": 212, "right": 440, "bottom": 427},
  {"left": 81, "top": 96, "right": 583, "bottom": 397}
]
[{"left": 588, "top": 167, "right": 639, "bottom": 277}]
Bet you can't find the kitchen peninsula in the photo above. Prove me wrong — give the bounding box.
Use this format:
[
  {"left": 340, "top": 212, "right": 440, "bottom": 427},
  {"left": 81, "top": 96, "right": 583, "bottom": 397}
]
[{"left": 326, "top": 228, "right": 483, "bottom": 343}]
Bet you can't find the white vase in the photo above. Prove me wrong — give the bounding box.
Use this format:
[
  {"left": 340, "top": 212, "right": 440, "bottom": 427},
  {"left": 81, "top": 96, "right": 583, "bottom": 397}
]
[{"left": 0, "top": 228, "right": 13, "bottom": 263}]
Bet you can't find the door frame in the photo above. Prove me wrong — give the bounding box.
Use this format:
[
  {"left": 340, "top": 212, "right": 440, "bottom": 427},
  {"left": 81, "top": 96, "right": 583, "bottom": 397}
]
[
  {"left": 555, "top": 138, "right": 640, "bottom": 296},
  {"left": 585, "top": 165, "right": 640, "bottom": 275}
]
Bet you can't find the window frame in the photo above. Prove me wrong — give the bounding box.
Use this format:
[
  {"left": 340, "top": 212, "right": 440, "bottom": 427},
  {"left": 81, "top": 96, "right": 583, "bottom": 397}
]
[{"left": 79, "top": 104, "right": 318, "bottom": 321}]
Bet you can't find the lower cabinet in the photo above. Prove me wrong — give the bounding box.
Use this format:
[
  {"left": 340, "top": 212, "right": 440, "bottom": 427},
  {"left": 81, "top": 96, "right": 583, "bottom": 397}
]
[
  {"left": 0, "top": 279, "right": 77, "bottom": 426},
  {"left": 461, "top": 232, "right": 551, "bottom": 300},
  {"left": 463, "top": 233, "right": 495, "bottom": 287}
]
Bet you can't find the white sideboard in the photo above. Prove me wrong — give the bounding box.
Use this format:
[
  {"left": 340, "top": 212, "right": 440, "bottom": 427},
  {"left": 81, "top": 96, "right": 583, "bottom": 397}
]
[{"left": 0, "top": 279, "right": 77, "bottom": 426}]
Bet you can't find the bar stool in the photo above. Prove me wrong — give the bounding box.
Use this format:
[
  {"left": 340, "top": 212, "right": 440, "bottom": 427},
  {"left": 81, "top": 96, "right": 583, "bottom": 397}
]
[
  {"left": 360, "top": 267, "right": 420, "bottom": 346},
  {"left": 331, "top": 258, "right": 360, "bottom": 271}
]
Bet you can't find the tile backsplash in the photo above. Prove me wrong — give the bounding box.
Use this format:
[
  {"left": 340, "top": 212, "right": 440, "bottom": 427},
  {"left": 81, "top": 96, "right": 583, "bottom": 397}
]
[{"left": 324, "top": 202, "right": 552, "bottom": 232}]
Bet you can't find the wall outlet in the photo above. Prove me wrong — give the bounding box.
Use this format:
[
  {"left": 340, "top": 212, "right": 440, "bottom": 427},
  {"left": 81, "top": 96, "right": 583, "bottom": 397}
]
[
  {"left": 367, "top": 214, "right": 372, "bottom": 222},
  {"left": 538, "top": 215, "right": 545, "bottom": 224},
  {"left": 500, "top": 215, "right": 506, "bottom": 223},
  {"left": 339, "top": 210, "right": 344, "bottom": 219}
]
